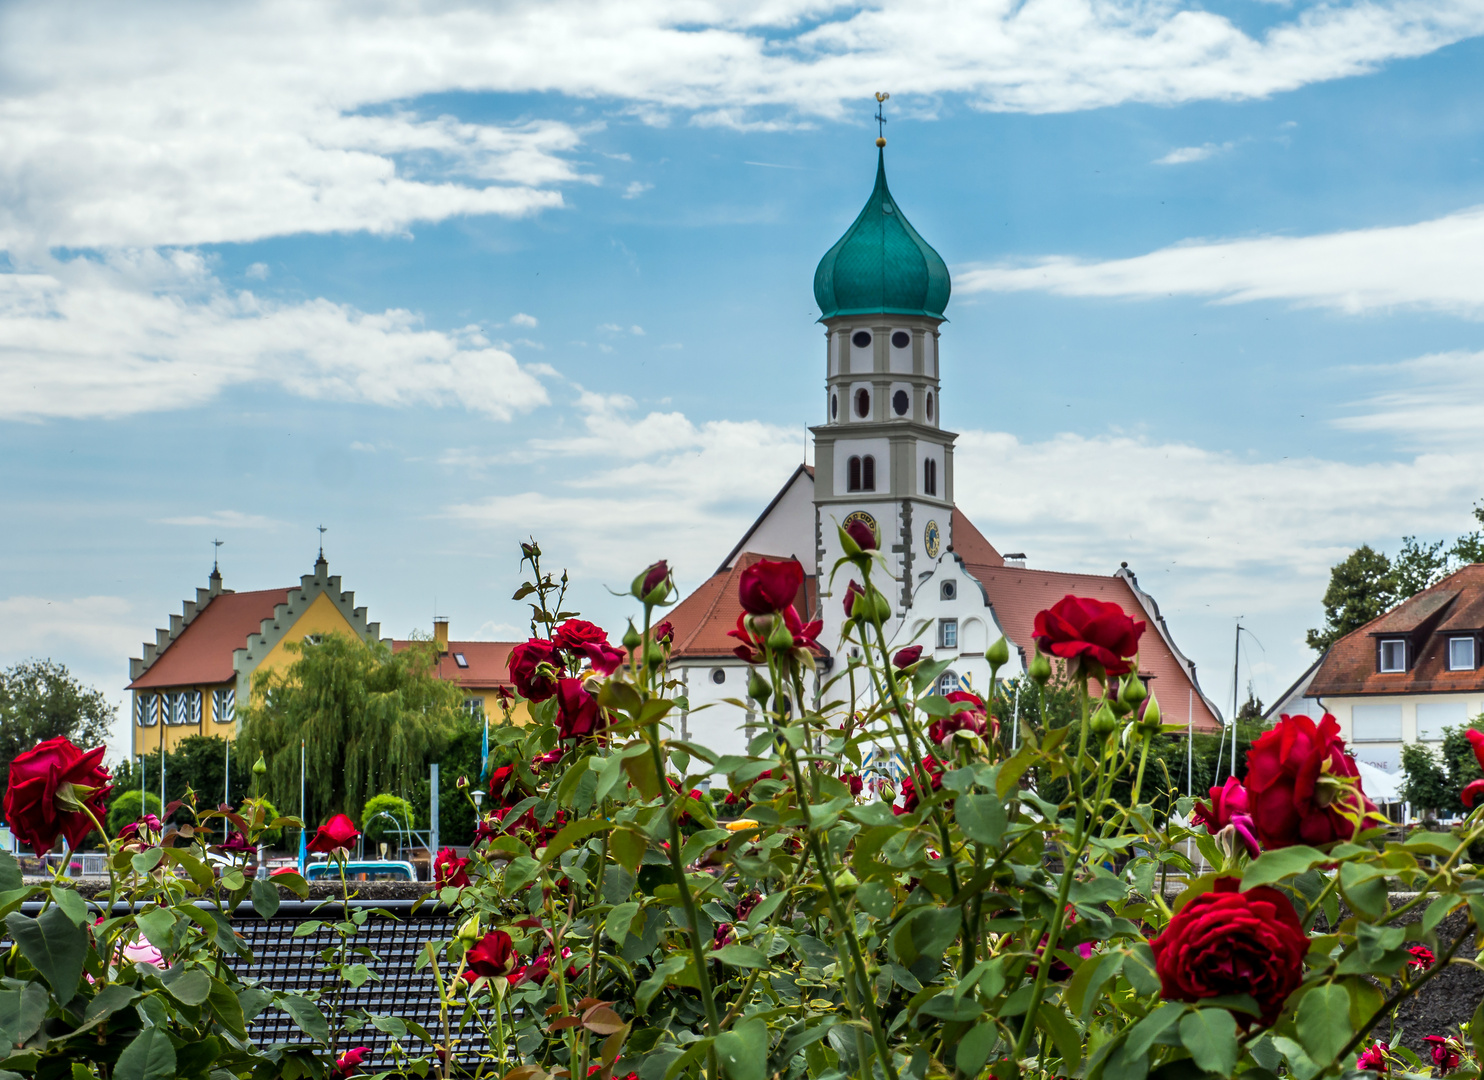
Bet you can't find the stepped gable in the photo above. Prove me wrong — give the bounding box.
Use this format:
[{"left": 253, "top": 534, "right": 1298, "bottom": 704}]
[
  {"left": 1308, "top": 563, "right": 1484, "bottom": 697},
  {"left": 128, "top": 588, "right": 289, "bottom": 689},
  {"left": 665, "top": 553, "right": 821, "bottom": 660}
]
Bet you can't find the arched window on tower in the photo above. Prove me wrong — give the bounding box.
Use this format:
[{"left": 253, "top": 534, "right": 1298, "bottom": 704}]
[
  {"left": 855, "top": 388, "right": 870, "bottom": 419},
  {"left": 862, "top": 455, "right": 876, "bottom": 491},
  {"left": 924, "top": 458, "right": 937, "bottom": 496},
  {"left": 848, "top": 456, "right": 862, "bottom": 492}
]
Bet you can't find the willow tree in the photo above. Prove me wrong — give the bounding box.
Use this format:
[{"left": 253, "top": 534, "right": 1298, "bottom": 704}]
[{"left": 239, "top": 633, "right": 461, "bottom": 825}]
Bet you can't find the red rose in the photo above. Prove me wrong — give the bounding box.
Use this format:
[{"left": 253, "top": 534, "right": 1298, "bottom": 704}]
[
  {"left": 844, "top": 520, "right": 877, "bottom": 551},
  {"left": 579, "top": 640, "right": 625, "bottom": 675},
  {"left": 736, "top": 891, "right": 762, "bottom": 921},
  {"left": 893, "top": 757, "right": 946, "bottom": 815},
  {"left": 555, "top": 678, "right": 606, "bottom": 741},
  {"left": 553, "top": 619, "right": 609, "bottom": 654},
  {"left": 512, "top": 952, "right": 551, "bottom": 986},
  {"left": 1407, "top": 944, "right": 1435, "bottom": 970},
  {"left": 727, "top": 605, "right": 822, "bottom": 663},
  {"left": 466, "top": 930, "right": 518, "bottom": 978},
  {"left": 929, "top": 691, "right": 996, "bottom": 746},
  {"left": 642, "top": 561, "right": 670, "bottom": 595},
  {"left": 333, "top": 1047, "right": 370, "bottom": 1078},
  {"left": 307, "top": 813, "right": 360, "bottom": 854},
  {"left": 1192, "top": 776, "right": 1260, "bottom": 858},
  {"left": 434, "top": 847, "right": 470, "bottom": 889},
  {"left": 1032, "top": 595, "right": 1145, "bottom": 677},
  {"left": 841, "top": 580, "right": 865, "bottom": 618},
  {"left": 892, "top": 646, "right": 923, "bottom": 669},
  {"left": 532, "top": 748, "right": 563, "bottom": 767},
  {"left": 1245, "top": 713, "right": 1382, "bottom": 849},
  {"left": 1357, "top": 1042, "right": 1388, "bottom": 1073},
  {"left": 4, "top": 736, "right": 112, "bottom": 855},
  {"left": 1465, "top": 730, "right": 1484, "bottom": 806},
  {"left": 652, "top": 620, "right": 675, "bottom": 645},
  {"left": 508, "top": 638, "right": 561, "bottom": 702},
  {"left": 738, "top": 558, "right": 804, "bottom": 615},
  {"left": 1150, "top": 877, "right": 1307, "bottom": 1027},
  {"left": 713, "top": 922, "right": 735, "bottom": 950},
  {"left": 1426, "top": 1037, "right": 1461, "bottom": 1071}
]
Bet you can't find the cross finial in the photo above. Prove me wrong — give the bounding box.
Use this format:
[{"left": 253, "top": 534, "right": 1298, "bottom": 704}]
[
  {"left": 317, "top": 524, "right": 328, "bottom": 560},
  {"left": 874, "top": 92, "right": 889, "bottom": 146},
  {"left": 212, "top": 538, "right": 224, "bottom": 573}
]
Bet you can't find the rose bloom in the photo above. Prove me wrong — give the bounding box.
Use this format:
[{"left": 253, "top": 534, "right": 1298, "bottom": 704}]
[
  {"left": 507, "top": 638, "right": 561, "bottom": 702},
  {"left": 1425, "top": 1037, "right": 1461, "bottom": 1072},
  {"left": 1245, "top": 713, "right": 1382, "bottom": 849},
  {"left": 844, "top": 519, "right": 877, "bottom": 551},
  {"left": 1461, "top": 729, "right": 1484, "bottom": 808},
  {"left": 841, "top": 772, "right": 864, "bottom": 797},
  {"left": 4, "top": 736, "right": 112, "bottom": 855},
  {"left": 333, "top": 1047, "right": 370, "bottom": 1078},
  {"left": 121, "top": 939, "right": 165, "bottom": 969},
  {"left": 892, "top": 646, "right": 923, "bottom": 669},
  {"left": 842, "top": 580, "right": 865, "bottom": 618},
  {"left": 555, "top": 678, "right": 606, "bottom": 741},
  {"left": 735, "top": 891, "right": 762, "bottom": 922},
  {"left": 553, "top": 619, "right": 609, "bottom": 654},
  {"left": 1192, "top": 776, "right": 1260, "bottom": 858},
  {"left": 929, "top": 691, "right": 996, "bottom": 747},
  {"left": 488, "top": 765, "right": 517, "bottom": 805},
  {"left": 466, "top": 930, "right": 518, "bottom": 978},
  {"left": 737, "top": 558, "right": 804, "bottom": 616},
  {"left": 307, "top": 813, "right": 360, "bottom": 855},
  {"left": 1032, "top": 595, "right": 1145, "bottom": 678},
  {"left": 579, "top": 640, "right": 625, "bottom": 675},
  {"left": 434, "top": 847, "right": 471, "bottom": 889},
  {"left": 1408, "top": 944, "right": 1436, "bottom": 971},
  {"left": 641, "top": 560, "right": 670, "bottom": 595},
  {"left": 1357, "top": 1043, "right": 1389, "bottom": 1073},
  {"left": 728, "top": 606, "right": 822, "bottom": 663},
  {"left": 652, "top": 620, "right": 675, "bottom": 645},
  {"left": 713, "top": 922, "right": 735, "bottom": 950},
  {"left": 1150, "top": 877, "right": 1307, "bottom": 1028},
  {"left": 893, "top": 757, "right": 946, "bottom": 815}
]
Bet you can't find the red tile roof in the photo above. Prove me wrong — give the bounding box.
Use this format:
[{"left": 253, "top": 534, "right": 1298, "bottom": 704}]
[
  {"left": 950, "top": 508, "right": 1004, "bottom": 568},
  {"left": 1308, "top": 564, "right": 1484, "bottom": 697},
  {"left": 127, "top": 588, "right": 290, "bottom": 690},
  {"left": 666, "top": 553, "right": 820, "bottom": 660},
  {"left": 391, "top": 640, "right": 516, "bottom": 690}
]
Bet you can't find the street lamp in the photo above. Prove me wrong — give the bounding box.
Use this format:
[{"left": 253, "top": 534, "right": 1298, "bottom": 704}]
[{"left": 472, "top": 790, "right": 485, "bottom": 814}]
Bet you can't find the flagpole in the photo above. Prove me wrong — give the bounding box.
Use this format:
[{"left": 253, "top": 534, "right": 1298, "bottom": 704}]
[{"left": 298, "top": 740, "right": 307, "bottom": 874}]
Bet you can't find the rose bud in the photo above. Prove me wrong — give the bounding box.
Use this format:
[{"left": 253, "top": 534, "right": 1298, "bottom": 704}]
[
  {"left": 747, "top": 670, "right": 772, "bottom": 705},
  {"left": 842, "top": 580, "right": 865, "bottom": 618},
  {"left": 987, "top": 635, "right": 1010, "bottom": 669},
  {"left": 1029, "top": 650, "right": 1051, "bottom": 686},
  {"left": 892, "top": 646, "right": 923, "bottom": 669},
  {"left": 844, "top": 520, "right": 877, "bottom": 551}
]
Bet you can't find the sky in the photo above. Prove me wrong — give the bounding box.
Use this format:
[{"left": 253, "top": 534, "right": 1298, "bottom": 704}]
[{"left": 3, "top": 0, "right": 1484, "bottom": 761}]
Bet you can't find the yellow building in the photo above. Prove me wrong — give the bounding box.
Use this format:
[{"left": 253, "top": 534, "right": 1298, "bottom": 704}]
[{"left": 127, "top": 554, "right": 383, "bottom": 756}]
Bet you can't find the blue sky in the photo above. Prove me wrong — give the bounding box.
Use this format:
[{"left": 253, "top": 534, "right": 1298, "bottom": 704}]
[{"left": 3, "top": 0, "right": 1484, "bottom": 757}]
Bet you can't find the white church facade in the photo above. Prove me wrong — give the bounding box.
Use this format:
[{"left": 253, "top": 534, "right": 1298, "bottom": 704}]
[{"left": 660, "top": 144, "right": 1224, "bottom": 758}]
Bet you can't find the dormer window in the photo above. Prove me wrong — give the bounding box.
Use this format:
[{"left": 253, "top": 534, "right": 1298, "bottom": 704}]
[
  {"left": 1378, "top": 638, "right": 1407, "bottom": 673},
  {"left": 1449, "top": 637, "right": 1476, "bottom": 671},
  {"left": 454, "top": 652, "right": 469, "bottom": 668}
]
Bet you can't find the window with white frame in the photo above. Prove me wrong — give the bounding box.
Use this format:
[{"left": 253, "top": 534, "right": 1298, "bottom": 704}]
[
  {"left": 937, "top": 671, "right": 960, "bottom": 695},
  {"left": 463, "top": 698, "right": 484, "bottom": 716},
  {"left": 135, "top": 693, "right": 158, "bottom": 727},
  {"left": 1449, "top": 637, "right": 1476, "bottom": 671},
  {"left": 1378, "top": 639, "right": 1406, "bottom": 673},
  {"left": 938, "top": 618, "right": 958, "bottom": 649},
  {"left": 213, "top": 688, "right": 235, "bottom": 724},
  {"left": 1353, "top": 703, "right": 1402, "bottom": 742},
  {"left": 187, "top": 690, "right": 202, "bottom": 725}
]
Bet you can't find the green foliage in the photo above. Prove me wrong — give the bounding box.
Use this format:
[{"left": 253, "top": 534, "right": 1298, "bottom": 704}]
[
  {"left": 1307, "top": 544, "right": 1398, "bottom": 651},
  {"left": 239, "top": 632, "right": 462, "bottom": 824},
  {"left": 0, "top": 659, "right": 114, "bottom": 795},
  {"left": 361, "top": 793, "right": 416, "bottom": 848},
  {"left": 105, "top": 788, "right": 164, "bottom": 835},
  {"left": 1400, "top": 723, "right": 1484, "bottom": 817},
  {"left": 112, "top": 735, "right": 252, "bottom": 829}
]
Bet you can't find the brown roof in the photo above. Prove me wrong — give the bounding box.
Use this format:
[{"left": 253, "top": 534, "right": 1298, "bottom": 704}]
[
  {"left": 666, "top": 553, "right": 821, "bottom": 660},
  {"left": 950, "top": 508, "right": 1004, "bottom": 568},
  {"left": 1308, "top": 564, "right": 1484, "bottom": 697},
  {"left": 390, "top": 639, "right": 516, "bottom": 690},
  {"left": 127, "top": 588, "right": 290, "bottom": 690}
]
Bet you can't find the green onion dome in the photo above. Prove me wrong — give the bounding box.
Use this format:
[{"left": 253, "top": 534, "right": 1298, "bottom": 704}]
[{"left": 813, "top": 148, "right": 951, "bottom": 320}]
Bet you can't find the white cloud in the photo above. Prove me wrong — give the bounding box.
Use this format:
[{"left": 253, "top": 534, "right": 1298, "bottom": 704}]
[
  {"left": 1332, "top": 350, "right": 1484, "bottom": 447},
  {"left": 622, "top": 181, "right": 654, "bottom": 199},
  {"left": 245, "top": 262, "right": 270, "bottom": 279},
  {"left": 1154, "top": 141, "right": 1233, "bottom": 165},
  {"left": 510, "top": 312, "right": 539, "bottom": 328},
  {"left": 957, "top": 204, "right": 1484, "bottom": 316},
  {"left": 155, "top": 510, "right": 283, "bottom": 529},
  {"left": 630, "top": 325, "right": 645, "bottom": 336},
  {"left": 0, "top": 251, "right": 552, "bottom": 420},
  {"left": 0, "top": 0, "right": 1478, "bottom": 254}
]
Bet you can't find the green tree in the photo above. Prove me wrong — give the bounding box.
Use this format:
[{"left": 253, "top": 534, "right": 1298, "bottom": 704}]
[
  {"left": 1399, "top": 742, "right": 1452, "bottom": 817},
  {"left": 106, "top": 789, "right": 164, "bottom": 836},
  {"left": 404, "top": 710, "right": 485, "bottom": 847},
  {"left": 1306, "top": 545, "right": 1397, "bottom": 651},
  {"left": 239, "top": 633, "right": 461, "bottom": 827},
  {"left": 1393, "top": 535, "right": 1452, "bottom": 597},
  {"left": 111, "top": 735, "right": 251, "bottom": 827},
  {"left": 0, "top": 659, "right": 115, "bottom": 797},
  {"left": 360, "top": 794, "right": 416, "bottom": 853}
]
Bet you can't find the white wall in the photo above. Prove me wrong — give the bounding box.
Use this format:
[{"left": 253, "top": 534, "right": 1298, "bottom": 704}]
[
  {"left": 725, "top": 469, "right": 818, "bottom": 569},
  {"left": 832, "top": 437, "right": 891, "bottom": 494}
]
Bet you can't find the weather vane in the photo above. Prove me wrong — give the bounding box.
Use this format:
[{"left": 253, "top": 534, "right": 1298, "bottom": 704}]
[
  {"left": 317, "top": 524, "right": 328, "bottom": 559},
  {"left": 212, "top": 538, "right": 224, "bottom": 573},
  {"left": 874, "top": 91, "right": 889, "bottom": 147}
]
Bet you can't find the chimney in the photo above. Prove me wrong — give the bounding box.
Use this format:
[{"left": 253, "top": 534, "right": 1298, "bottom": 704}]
[{"left": 433, "top": 616, "right": 449, "bottom": 653}]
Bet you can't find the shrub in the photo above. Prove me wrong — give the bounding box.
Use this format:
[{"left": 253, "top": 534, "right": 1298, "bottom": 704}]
[
  {"left": 360, "top": 793, "right": 415, "bottom": 850},
  {"left": 105, "top": 786, "right": 163, "bottom": 836}
]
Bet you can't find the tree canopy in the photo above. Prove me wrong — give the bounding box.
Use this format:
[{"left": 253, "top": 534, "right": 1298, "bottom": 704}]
[
  {"left": 239, "top": 633, "right": 462, "bottom": 826},
  {"left": 1400, "top": 724, "right": 1484, "bottom": 817},
  {"left": 0, "top": 659, "right": 115, "bottom": 797}
]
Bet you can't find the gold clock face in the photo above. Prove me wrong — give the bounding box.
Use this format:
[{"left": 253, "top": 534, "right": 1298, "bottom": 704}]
[
  {"left": 842, "top": 510, "right": 879, "bottom": 546},
  {"left": 924, "top": 519, "right": 941, "bottom": 558}
]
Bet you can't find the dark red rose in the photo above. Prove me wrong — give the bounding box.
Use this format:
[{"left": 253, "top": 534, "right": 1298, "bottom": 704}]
[
  {"left": 1032, "top": 595, "right": 1145, "bottom": 677},
  {"left": 221, "top": 830, "right": 254, "bottom": 855},
  {"left": 489, "top": 765, "right": 516, "bottom": 804},
  {"left": 508, "top": 638, "right": 561, "bottom": 702},
  {"left": 466, "top": 930, "right": 518, "bottom": 978},
  {"left": 1245, "top": 713, "right": 1382, "bottom": 849},
  {"left": 1150, "top": 877, "right": 1307, "bottom": 1027},
  {"left": 1192, "top": 776, "right": 1260, "bottom": 857},
  {"left": 892, "top": 646, "right": 923, "bottom": 669},
  {"left": 555, "top": 678, "right": 606, "bottom": 741},
  {"left": 738, "top": 558, "right": 804, "bottom": 615},
  {"left": 494, "top": 686, "right": 516, "bottom": 707},
  {"left": 841, "top": 772, "right": 864, "bottom": 797},
  {"left": 929, "top": 691, "right": 998, "bottom": 746},
  {"left": 554, "top": 619, "right": 609, "bottom": 654},
  {"left": 842, "top": 580, "right": 865, "bottom": 617},
  {"left": 893, "top": 757, "right": 946, "bottom": 815},
  {"left": 580, "top": 640, "right": 625, "bottom": 675},
  {"left": 307, "top": 813, "right": 360, "bottom": 854},
  {"left": 844, "top": 519, "right": 877, "bottom": 551},
  {"left": 713, "top": 922, "right": 735, "bottom": 950},
  {"left": 642, "top": 561, "right": 670, "bottom": 595},
  {"left": 1426, "top": 1037, "right": 1461, "bottom": 1071},
  {"left": 4, "top": 736, "right": 112, "bottom": 855},
  {"left": 434, "top": 847, "right": 470, "bottom": 889},
  {"left": 1408, "top": 944, "right": 1435, "bottom": 970},
  {"left": 727, "top": 605, "right": 822, "bottom": 663},
  {"left": 333, "top": 1047, "right": 370, "bottom": 1078},
  {"left": 736, "top": 891, "right": 762, "bottom": 921},
  {"left": 512, "top": 952, "right": 551, "bottom": 986},
  {"left": 652, "top": 620, "right": 675, "bottom": 645},
  {"left": 532, "top": 748, "right": 563, "bottom": 767},
  {"left": 1463, "top": 779, "right": 1484, "bottom": 808},
  {"left": 1357, "top": 1043, "right": 1388, "bottom": 1073}
]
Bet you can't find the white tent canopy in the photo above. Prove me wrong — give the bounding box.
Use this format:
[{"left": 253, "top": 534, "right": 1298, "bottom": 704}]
[{"left": 1355, "top": 759, "right": 1403, "bottom": 803}]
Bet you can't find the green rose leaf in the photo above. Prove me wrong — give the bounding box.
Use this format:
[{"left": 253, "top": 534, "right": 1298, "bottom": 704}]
[
  {"left": 1179, "top": 1007, "right": 1238, "bottom": 1076},
  {"left": 956, "top": 794, "right": 1006, "bottom": 846},
  {"left": 957, "top": 1022, "right": 999, "bottom": 1077},
  {"left": 161, "top": 967, "right": 212, "bottom": 1006},
  {"left": 277, "top": 993, "right": 330, "bottom": 1044},
  {"left": 0, "top": 981, "right": 50, "bottom": 1043},
  {"left": 251, "top": 875, "right": 280, "bottom": 919},
  {"left": 5, "top": 905, "right": 87, "bottom": 1000},
  {"left": 83, "top": 984, "right": 141, "bottom": 1025},
  {"left": 113, "top": 1027, "right": 177, "bottom": 1080},
  {"left": 1241, "top": 846, "right": 1330, "bottom": 890},
  {"left": 206, "top": 978, "right": 247, "bottom": 1039},
  {"left": 606, "top": 901, "right": 641, "bottom": 945},
  {"left": 711, "top": 944, "right": 767, "bottom": 968},
  {"left": 1296, "top": 983, "right": 1353, "bottom": 1065},
  {"left": 714, "top": 1018, "right": 768, "bottom": 1080}
]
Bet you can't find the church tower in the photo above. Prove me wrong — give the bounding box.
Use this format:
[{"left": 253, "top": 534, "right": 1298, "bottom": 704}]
[{"left": 811, "top": 140, "right": 955, "bottom": 652}]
